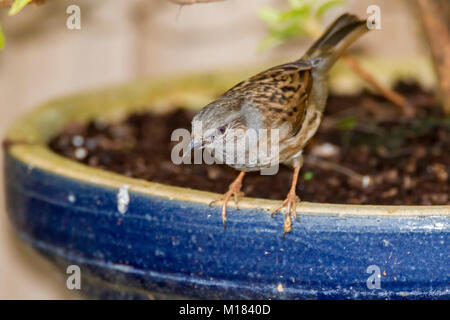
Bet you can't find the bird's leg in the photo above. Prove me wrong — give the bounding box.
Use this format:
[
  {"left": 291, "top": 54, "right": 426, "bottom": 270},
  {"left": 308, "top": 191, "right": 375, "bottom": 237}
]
[
  {"left": 209, "top": 171, "right": 246, "bottom": 229},
  {"left": 270, "top": 156, "right": 303, "bottom": 235}
]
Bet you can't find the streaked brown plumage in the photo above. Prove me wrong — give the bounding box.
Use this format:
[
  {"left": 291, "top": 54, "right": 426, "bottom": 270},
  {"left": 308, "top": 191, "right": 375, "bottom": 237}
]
[
  {"left": 225, "top": 61, "right": 312, "bottom": 130},
  {"left": 187, "top": 13, "right": 369, "bottom": 235}
]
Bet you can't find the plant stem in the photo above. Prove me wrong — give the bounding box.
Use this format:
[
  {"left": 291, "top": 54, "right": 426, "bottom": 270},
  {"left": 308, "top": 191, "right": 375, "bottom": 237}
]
[
  {"left": 415, "top": 0, "right": 450, "bottom": 115},
  {"left": 304, "top": 155, "right": 372, "bottom": 188},
  {"left": 341, "top": 55, "right": 415, "bottom": 116}
]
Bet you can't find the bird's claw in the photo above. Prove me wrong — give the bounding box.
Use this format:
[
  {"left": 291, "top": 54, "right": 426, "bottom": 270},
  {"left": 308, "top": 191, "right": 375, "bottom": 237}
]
[
  {"left": 209, "top": 179, "right": 244, "bottom": 229},
  {"left": 270, "top": 191, "right": 300, "bottom": 235},
  {"left": 209, "top": 191, "right": 244, "bottom": 208}
]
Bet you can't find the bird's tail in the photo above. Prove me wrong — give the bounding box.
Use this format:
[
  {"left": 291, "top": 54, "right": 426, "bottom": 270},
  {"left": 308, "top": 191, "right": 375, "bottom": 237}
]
[{"left": 301, "top": 13, "right": 368, "bottom": 72}]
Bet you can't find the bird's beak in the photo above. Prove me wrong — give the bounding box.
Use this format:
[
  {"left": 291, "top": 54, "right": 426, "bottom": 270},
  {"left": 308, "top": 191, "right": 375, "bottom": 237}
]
[{"left": 182, "top": 139, "right": 203, "bottom": 158}]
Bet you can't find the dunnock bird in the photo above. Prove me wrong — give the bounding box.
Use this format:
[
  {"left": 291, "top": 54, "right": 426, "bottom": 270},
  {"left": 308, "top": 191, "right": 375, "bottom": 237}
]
[{"left": 186, "top": 14, "right": 369, "bottom": 234}]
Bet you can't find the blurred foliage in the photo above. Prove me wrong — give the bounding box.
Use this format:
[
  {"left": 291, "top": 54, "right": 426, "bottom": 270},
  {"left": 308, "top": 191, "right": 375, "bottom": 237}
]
[
  {"left": 258, "top": 0, "right": 345, "bottom": 50},
  {"left": 0, "top": 0, "right": 31, "bottom": 50},
  {"left": 336, "top": 116, "right": 357, "bottom": 131},
  {"left": 0, "top": 25, "right": 4, "bottom": 50},
  {"left": 304, "top": 171, "right": 314, "bottom": 180},
  {"left": 9, "top": 0, "right": 32, "bottom": 16}
]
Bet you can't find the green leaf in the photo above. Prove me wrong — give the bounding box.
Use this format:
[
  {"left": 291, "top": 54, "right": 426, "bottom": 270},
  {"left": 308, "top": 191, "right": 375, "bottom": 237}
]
[
  {"left": 336, "top": 116, "right": 358, "bottom": 131},
  {"left": 9, "top": 0, "right": 32, "bottom": 16},
  {"left": 288, "top": 0, "right": 305, "bottom": 8},
  {"left": 259, "top": 0, "right": 343, "bottom": 51},
  {"left": 279, "top": 7, "right": 311, "bottom": 23},
  {"left": 0, "top": 25, "right": 4, "bottom": 50},
  {"left": 304, "top": 171, "right": 314, "bottom": 180},
  {"left": 315, "top": 0, "right": 345, "bottom": 18},
  {"left": 259, "top": 23, "right": 306, "bottom": 51},
  {"left": 258, "top": 35, "right": 284, "bottom": 51},
  {"left": 258, "top": 8, "right": 281, "bottom": 26}
]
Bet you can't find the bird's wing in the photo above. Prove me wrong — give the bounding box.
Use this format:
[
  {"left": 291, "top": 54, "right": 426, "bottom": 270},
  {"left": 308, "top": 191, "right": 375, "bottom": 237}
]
[{"left": 223, "top": 61, "right": 313, "bottom": 132}]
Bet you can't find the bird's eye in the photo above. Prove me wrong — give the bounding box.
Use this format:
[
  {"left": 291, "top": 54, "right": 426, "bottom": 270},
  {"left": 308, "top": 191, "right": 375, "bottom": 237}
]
[{"left": 218, "top": 126, "right": 226, "bottom": 134}]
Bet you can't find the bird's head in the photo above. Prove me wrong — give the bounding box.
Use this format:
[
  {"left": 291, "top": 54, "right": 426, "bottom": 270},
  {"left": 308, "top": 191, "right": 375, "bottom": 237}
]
[{"left": 186, "top": 99, "right": 249, "bottom": 157}]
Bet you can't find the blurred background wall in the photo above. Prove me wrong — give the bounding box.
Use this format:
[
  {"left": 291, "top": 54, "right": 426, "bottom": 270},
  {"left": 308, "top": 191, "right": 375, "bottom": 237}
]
[{"left": 0, "top": 0, "right": 431, "bottom": 299}]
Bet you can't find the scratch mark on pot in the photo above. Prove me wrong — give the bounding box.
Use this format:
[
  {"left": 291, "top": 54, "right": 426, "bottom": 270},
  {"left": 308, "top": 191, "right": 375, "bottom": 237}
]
[
  {"left": 68, "top": 193, "right": 76, "bottom": 203},
  {"left": 155, "top": 249, "right": 166, "bottom": 257},
  {"left": 434, "top": 222, "right": 444, "bottom": 230},
  {"left": 117, "top": 185, "right": 130, "bottom": 214}
]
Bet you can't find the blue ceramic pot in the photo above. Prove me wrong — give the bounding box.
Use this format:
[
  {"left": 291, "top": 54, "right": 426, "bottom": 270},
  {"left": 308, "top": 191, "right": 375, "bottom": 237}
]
[{"left": 3, "top": 75, "right": 450, "bottom": 299}]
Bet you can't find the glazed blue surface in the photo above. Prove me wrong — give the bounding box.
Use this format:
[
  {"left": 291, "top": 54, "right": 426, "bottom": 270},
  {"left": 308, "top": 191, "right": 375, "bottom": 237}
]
[{"left": 4, "top": 151, "right": 450, "bottom": 299}]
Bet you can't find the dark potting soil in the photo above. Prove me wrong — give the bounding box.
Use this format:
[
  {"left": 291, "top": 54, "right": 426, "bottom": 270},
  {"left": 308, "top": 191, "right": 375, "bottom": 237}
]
[{"left": 49, "top": 82, "right": 450, "bottom": 205}]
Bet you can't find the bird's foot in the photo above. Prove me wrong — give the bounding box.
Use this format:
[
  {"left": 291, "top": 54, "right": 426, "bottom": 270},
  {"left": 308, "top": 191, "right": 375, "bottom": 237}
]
[
  {"left": 270, "top": 190, "right": 300, "bottom": 236},
  {"left": 209, "top": 172, "right": 245, "bottom": 229}
]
